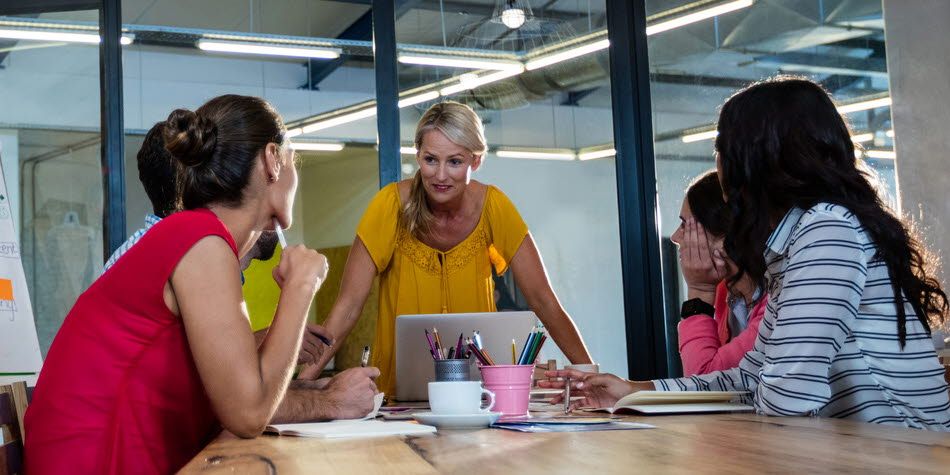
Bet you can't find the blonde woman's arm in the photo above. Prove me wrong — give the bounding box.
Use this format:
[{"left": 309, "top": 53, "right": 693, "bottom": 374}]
[{"left": 509, "top": 233, "right": 594, "bottom": 365}]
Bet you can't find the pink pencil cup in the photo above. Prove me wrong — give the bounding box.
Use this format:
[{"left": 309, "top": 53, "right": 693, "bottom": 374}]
[{"left": 479, "top": 364, "right": 534, "bottom": 418}]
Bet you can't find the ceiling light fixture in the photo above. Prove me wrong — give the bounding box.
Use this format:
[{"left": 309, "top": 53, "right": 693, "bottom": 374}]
[
  {"left": 290, "top": 142, "right": 345, "bottom": 152},
  {"left": 495, "top": 149, "right": 576, "bottom": 161},
  {"left": 440, "top": 69, "right": 523, "bottom": 96},
  {"left": 885, "top": 129, "right": 895, "bottom": 138},
  {"left": 398, "top": 91, "right": 440, "bottom": 108},
  {"left": 400, "top": 146, "right": 418, "bottom": 155},
  {"left": 0, "top": 28, "right": 133, "bottom": 45},
  {"left": 865, "top": 150, "right": 896, "bottom": 160},
  {"left": 836, "top": 96, "right": 892, "bottom": 114},
  {"left": 681, "top": 130, "right": 719, "bottom": 143},
  {"left": 646, "top": 0, "right": 755, "bottom": 36},
  {"left": 301, "top": 107, "right": 377, "bottom": 134},
  {"left": 578, "top": 148, "right": 617, "bottom": 161},
  {"left": 850, "top": 133, "right": 874, "bottom": 143},
  {"left": 197, "top": 39, "right": 340, "bottom": 59},
  {"left": 398, "top": 54, "right": 524, "bottom": 72},
  {"left": 525, "top": 39, "right": 610, "bottom": 71}
]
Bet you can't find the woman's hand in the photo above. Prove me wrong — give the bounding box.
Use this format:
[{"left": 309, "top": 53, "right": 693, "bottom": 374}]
[
  {"left": 538, "top": 369, "right": 649, "bottom": 410},
  {"left": 680, "top": 218, "right": 727, "bottom": 304},
  {"left": 272, "top": 244, "right": 329, "bottom": 295}
]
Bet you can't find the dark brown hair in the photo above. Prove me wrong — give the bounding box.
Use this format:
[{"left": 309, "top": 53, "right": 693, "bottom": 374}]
[
  {"left": 715, "top": 76, "right": 947, "bottom": 345},
  {"left": 685, "top": 170, "right": 730, "bottom": 238},
  {"left": 163, "top": 94, "right": 285, "bottom": 210},
  {"left": 137, "top": 122, "right": 177, "bottom": 217}
]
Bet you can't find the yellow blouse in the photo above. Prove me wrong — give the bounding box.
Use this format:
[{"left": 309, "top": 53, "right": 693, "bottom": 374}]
[{"left": 357, "top": 183, "right": 529, "bottom": 395}]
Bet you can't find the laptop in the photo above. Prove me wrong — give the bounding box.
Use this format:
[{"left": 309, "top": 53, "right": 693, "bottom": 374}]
[{"left": 394, "top": 311, "right": 538, "bottom": 402}]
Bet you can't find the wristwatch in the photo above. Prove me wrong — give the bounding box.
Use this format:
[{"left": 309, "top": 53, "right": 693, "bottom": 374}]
[{"left": 680, "top": 298, "right": 715, "bottom": 320}]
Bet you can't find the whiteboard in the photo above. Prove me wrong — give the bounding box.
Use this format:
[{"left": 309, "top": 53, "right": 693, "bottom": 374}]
[{"left": 0, "top": 151, "right": 43, "bottom": 374}]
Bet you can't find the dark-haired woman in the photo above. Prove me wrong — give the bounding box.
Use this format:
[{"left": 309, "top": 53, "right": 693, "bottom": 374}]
[
  {"left": 673, "top": 171, "right": 767, "bottom": 375},
  {"left": 25, "top": 95, "right": 380, "bottom": 474},
  {"left": 299, "top": 101, "right": 593, "bottom": 395},
  {"left": 542, "top": 77, "right": 950, "bottom": 430}
]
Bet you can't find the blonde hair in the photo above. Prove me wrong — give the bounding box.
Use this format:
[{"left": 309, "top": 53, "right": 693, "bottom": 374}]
[{"left": 404, "top": 101, "right": 488, "bottom": 238}]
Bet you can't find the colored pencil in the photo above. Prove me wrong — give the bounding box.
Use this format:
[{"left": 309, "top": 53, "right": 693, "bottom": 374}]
[
  {"left": 512, "top": 339, "right": 517, "bottom": 364},
  {"left": 447, "top": 347, "right": 455, "bottom": 359},
  {"left": 530, "top": 334, "right": 548, "bottom": 363},
  {"left": 480, "top": 348, "right": 496, "bottom": 366},
  {"left": 433, "top": 328, "right": 445, "bottom": 360},
  {"left": 474, "top": 331, "right": 483, "bottom": 350},
  {"left": 517, "top": 330, "right": 536, "bottom": 365},
  {"left": 425, "top": 329, "right": 438, "bottom": 360},
  {"left": 455, "top": 333, "right": 464, "bottom": 358},
  {"left": 466, "top": 339, "right": 489, "bottom": 365}
]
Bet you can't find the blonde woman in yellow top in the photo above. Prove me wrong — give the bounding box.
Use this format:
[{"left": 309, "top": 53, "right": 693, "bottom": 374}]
[{"left": 301, "top": 101, "right": 593, "bottom": 394}]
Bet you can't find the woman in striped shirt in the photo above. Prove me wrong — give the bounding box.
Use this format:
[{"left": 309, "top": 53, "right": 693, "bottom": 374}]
[{"left": 542, "top": 77, "right": 950, "bottom": 430}]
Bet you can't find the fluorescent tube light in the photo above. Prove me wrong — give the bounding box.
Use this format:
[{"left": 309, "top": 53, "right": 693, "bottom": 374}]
[
  {"left": 398, "top": 54, "right": 524, "bottom": 72},
  {"left": 290, "top": 142, "right": 344, "bottom": 152},
  {"left": 400, "top": 146, "right": 418, "bottom": 155},
  {"left": 578, "top": 148, "right": 616, "bottom": 161},
  {"left": 285, "top": 128, "right": 303, "bottom": 139},
  {"left": 865, "top": 150, "right": 896, "bottom": 160},
  {"left": 525, "top": 39, "right": 610, "bottom": 71},
  {"left": 0, "top": 28, "right": 133, "bottom": 45},
  {"left": 495, "top": 149, "right": 576, "bottom": 160},
  {"left": 440, "top": 69, "right": 523, "bottom": 96},
  {"left": 681, "top": 130, "right": 719, "bottom": 143},
  {"left": 646, "top": 0, "right": 754, "bottom": 36},
  {"left": 885, "top": 129, "right": 895, "bottom": 138},
  {"left": 836, "top": 97, "right": 892, "bottom": 114},
  {"left": 398, "top": 91, "right": 440, "bottom": 108},
  {"left": 197, "top": 39, "right": 340, "bottom": 59},
  {"left": 301, "top": 107, "right": 378, "bottom": 134},
  {"left": 850, "top": 133, "right": 874, "bottom": 143}
]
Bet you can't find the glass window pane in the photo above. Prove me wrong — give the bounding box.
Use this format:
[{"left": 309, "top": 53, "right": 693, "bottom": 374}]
[
  {"left": 120, "top": 0, "right": 378, "bottom": 369},
  {"left": 392, "top": 1, "right": 627, "bottom": 375},
  {"left": 646, "top": 0, "right": 894, "bottom": 376},
  {"left": 0, "top": 10, "right": 103, "bottom": 356}
]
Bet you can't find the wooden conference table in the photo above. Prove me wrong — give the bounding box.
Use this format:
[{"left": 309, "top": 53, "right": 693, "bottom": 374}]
[{"left": 179, "top": 413, "right": 950, "bottom": 474}]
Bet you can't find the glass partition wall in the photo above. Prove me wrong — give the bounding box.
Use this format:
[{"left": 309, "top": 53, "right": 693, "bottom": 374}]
[
  {"left": 0, "top": 0, "right": 902, "bottom": 377},
  {"left": 644, "top": 0, "right": 895, "bottom": 376}
]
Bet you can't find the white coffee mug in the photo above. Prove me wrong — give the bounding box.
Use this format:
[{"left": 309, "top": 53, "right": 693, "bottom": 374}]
[
  {"left": 428, "top": 381, "right": 496, "bottom": 415},
  {"left": 565, "top": 363, "right": 600, "bottom": 374}
]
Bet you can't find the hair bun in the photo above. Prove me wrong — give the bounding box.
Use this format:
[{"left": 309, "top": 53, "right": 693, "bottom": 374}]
[{"left": 163, "top": 108, "right": 218, "bottom": 167}]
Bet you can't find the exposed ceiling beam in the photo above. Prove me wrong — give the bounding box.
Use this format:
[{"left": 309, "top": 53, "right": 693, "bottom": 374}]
[
  {"left": 0, "top": 0, "right": 99, "bottom": 15},
  {"left": 304, "top": 0, "right": 420, "bottom": 90}
]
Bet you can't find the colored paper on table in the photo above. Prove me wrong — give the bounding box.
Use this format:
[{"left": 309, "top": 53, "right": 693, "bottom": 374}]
[{"left": 0, "top": 279, "right": 12, "bottom": 301}]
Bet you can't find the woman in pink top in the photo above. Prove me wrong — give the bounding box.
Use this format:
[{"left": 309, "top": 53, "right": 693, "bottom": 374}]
[{"left": 671, "top": 171, "right": 767, "bottom": 375}]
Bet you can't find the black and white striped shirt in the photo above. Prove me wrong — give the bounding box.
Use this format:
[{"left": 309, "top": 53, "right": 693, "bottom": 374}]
[{"left": 655, "top": 203, "right": 950, "bottom": 430}]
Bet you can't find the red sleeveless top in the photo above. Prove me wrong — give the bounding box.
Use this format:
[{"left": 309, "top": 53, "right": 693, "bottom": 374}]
[{"left": 25, "top": 209, "right": 238, "bottom": 474}]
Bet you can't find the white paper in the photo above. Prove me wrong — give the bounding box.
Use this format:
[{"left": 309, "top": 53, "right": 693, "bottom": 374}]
[{"left": 0, "top": 157, "right": 42, "bottom": 374}]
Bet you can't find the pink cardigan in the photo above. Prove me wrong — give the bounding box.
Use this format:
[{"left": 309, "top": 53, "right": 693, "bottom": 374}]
[{"left": 678, "top": 281, "right": 767, "bottom": 376}]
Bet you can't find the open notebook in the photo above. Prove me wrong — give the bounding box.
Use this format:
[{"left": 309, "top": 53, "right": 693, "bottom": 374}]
[
  {"left": 265, "top": 393, "right": 436, "bottom": 438},
  {"left": 265, "top": 420, "right": 436, "bottom": 438},
  {"left": 590, "top": 391, "right": 753, "bottom": 415}
]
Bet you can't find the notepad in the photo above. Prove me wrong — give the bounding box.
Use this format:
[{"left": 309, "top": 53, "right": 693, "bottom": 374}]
[
  {"left": 266, "top": 420, "right": 437, "bottom": 438},
  {"left": 590, "top": 391, "right": 753, "bottom": 415}
]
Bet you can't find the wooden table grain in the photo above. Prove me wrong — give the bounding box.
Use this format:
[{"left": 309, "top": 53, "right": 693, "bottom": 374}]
[{"left": 179, "top": 414, "right": 950, "bottom": 474}]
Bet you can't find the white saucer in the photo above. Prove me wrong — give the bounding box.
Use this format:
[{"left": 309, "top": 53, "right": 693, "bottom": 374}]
[{"left": 412, "top": 411, "right": 501, "bottom": 429}]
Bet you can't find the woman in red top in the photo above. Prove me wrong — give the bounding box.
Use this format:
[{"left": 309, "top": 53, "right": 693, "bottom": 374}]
[
  {"left": 670, "top": 171, "right": 768, "bottom": 375},
  {"left": 25, "top": 95, "right": 346, "bottom": 474}
]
